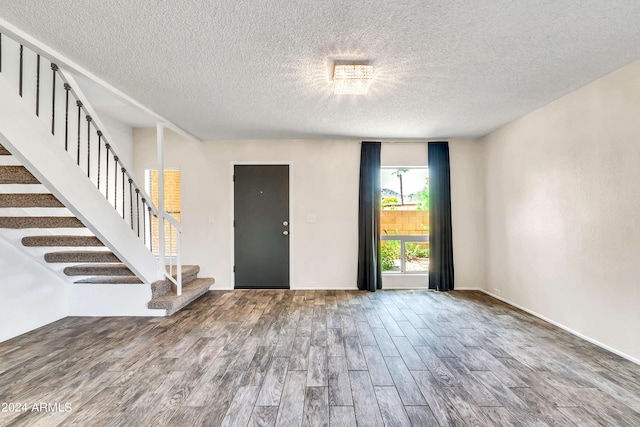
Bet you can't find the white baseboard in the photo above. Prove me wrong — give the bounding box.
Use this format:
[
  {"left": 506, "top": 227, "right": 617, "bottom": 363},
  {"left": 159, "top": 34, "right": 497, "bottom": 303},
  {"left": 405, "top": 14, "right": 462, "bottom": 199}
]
[
  {"left": 209, "top": 285, "right": 359, "bottom": 291},
  {"left": 209, "top": 285, "right": 479, "bottom": 291},
  {"left": 479, "top": 289, "right": 640, "bottom": 366},
  {"left": 209, "top": 285, "right": 435, "bottom": 291}
]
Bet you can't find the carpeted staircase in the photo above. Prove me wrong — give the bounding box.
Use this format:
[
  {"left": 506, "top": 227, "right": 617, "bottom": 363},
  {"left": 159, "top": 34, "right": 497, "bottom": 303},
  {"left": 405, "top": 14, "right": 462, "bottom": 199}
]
[
  {"left": 0, "top": 143, "right": 213, "bottom": 315},
  {"left": 148, "top": 265, "right": 214, "bottom": 315}
]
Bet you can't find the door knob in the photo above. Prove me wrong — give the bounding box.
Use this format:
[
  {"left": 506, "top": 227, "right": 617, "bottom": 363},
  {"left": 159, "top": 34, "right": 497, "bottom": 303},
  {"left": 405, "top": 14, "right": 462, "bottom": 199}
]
[{"left": 283, "top": 231, "right": 289, "bottom": 236}]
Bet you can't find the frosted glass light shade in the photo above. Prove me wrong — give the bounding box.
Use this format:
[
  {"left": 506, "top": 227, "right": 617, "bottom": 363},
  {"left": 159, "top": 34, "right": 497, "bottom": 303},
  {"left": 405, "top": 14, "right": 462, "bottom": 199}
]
[{"left": 333, "top": 64, "right": 373, "bottom": 95}]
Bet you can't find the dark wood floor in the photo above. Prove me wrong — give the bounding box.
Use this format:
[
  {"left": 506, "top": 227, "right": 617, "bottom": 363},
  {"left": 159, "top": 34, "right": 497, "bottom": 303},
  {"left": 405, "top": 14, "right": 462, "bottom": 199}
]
[{"left": 1, "top": 290, "right": 639, "bottom": 427}]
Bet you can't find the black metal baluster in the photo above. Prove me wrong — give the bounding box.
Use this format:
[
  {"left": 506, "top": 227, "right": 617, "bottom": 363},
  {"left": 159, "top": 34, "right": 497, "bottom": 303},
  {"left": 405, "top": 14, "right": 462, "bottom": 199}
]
[
  {"left": 19, "top": 44, "right": 23, "bottom": 97},
  {"left": 36, "top": 54, "right": 40, "bottom": 116},
  {"left": 105, "top": 144, "right": 110, "bottom": 201},
  {"left": 136, "top": 190, "right": 141, "bottom": 237},
  {"left": 142, "top": 199, "right": 147, "bottom": 245},
  {"left": 121, "top": 167, "right": 126, "bottom": 220},
  {"left": 76, "top": 101, "right": 82, "bottom": 165},
  {"left": 64, "top": 84, "right": 70, "bottom": 150},
  {"left": 86, "top": 116, "right": 92, "bottom": 177},
  {"left": 129, "top": 179, "right": 134, "bottom": 228},
  {"left": 97, "top": 131, "right": 102, "bottom": 190},
  {"left": 113, "top": 156, "right": 118, "bottom": 210},
  {"left": 148, "top": 207, "right": 153, "bottom": 251},
  {"left": 51, "top": 64, "right": 58, "bottom": 135}
]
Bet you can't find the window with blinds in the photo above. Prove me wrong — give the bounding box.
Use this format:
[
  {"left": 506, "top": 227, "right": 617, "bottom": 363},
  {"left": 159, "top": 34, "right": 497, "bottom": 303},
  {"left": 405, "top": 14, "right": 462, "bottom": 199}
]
[{"left": 145, "top": 169, "right": 181, "bottom": 255}]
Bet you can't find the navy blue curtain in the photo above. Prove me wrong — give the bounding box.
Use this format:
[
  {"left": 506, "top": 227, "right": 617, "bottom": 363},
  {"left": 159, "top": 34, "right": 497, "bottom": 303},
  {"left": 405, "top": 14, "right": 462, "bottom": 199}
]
[
  {"left": 357, "top": 141, "right": 382, "bottom": 292},
  {"left": 428, "top": 142, "right": 455, "bottom": 291}
]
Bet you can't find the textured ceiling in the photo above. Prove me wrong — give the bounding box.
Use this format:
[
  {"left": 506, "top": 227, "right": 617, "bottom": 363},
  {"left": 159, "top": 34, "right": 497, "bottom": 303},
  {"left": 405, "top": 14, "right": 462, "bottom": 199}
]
[{"left": 2, "top": 1, "right": 640, "bottom": 140}]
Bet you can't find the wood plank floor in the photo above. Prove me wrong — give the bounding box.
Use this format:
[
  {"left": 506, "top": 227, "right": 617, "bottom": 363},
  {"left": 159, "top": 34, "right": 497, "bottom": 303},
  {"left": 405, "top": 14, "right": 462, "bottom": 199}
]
[{"left": 1, "top": 290, "right": 639, "bottom": 426}]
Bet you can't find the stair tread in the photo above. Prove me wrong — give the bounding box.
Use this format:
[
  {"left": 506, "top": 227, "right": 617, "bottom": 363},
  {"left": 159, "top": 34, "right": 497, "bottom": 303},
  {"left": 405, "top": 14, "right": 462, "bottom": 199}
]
[
  {"left": 75, "top": 276, "right": 143, "bottom": 284},
  {"left": 151, "top": 265, "right": 202, "bottom": 298},
  {"left": 0, "top": 144, "right": 10, "bottom": 155},
  {"left": 0, "top": 166, "right": 39, "bottom": 184},
  {"left": 45, "top": 250, "right": 120, "bottom": 263},
  {"left": 167, "top": 265, "right": 199, "bottom": 280},
  {"left": 0, "top": 217, "right": 84, "bottom": 229},
  {"left": 22, "top": 235, "right": 104, "bottom": 247},
  {"left": 64, "top": 263, "right": 133, "bottom": 276},
  {"left": 148, "top": 278, "right": 214, "bottom": 315},
  {"left": 0, "top": 194, "right": 64, "bottom": 208}
]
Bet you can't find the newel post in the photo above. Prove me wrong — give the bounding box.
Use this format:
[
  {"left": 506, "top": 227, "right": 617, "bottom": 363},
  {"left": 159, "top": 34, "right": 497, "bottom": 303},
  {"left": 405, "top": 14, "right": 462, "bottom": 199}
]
[{"left": 157, "top": 122, "right": 165, "bottom": 279}]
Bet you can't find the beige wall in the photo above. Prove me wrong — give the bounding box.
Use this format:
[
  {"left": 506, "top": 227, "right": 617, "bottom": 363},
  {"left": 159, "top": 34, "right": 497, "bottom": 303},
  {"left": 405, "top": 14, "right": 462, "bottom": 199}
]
[
  {"left": 133, "top": 136, "right": 485, "bottom": 290},
  {"left": 482, "top": 59, "right": 640, "bottom": 362},
  {"left": 381, "top": 210, "right": 429, "bottom": 235}
]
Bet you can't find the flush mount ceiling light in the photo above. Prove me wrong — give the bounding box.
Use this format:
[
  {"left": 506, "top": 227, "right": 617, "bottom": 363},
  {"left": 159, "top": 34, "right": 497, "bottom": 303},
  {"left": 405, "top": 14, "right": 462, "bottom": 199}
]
[{"left": 333, "top": 64, "right": 373, "bottom": 95}]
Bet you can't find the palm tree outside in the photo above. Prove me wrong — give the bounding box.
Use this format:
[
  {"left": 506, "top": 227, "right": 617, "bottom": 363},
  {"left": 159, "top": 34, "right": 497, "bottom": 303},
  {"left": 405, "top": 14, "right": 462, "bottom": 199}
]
[{"left": 392, "top": 168, "right": 409, "bottom": 206}]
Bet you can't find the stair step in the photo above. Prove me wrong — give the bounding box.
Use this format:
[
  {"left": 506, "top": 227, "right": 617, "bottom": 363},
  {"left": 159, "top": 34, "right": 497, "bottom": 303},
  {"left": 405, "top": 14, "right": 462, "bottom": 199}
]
[
  {"left": 74, "top": 276, "right": 143, "bottom": 284},
  {"left": 0, "top": 144, "right": 10, "bottom": 155},
  {"left": 0, "top": 217, "right": 84, "bottom": 228},
  {"left": 45, "top": 251, "right": 120, "bottom": 263},
  {"left": 0, "top": 166, "right": 39, "bottom": 184},
  {"left": 151, "top": 265, "right": 201, "bottom": 298},
  {"left": 22, "top": 235, "right": 104, "bottom": 247},
  {"left": 0, "top": 193, "right": 64, "bottom": 208},
  {"left": 148, "top": 277, "right": 214, "bottom": 315},
  {"left": 63, "top": 263, "right": 133, "bottom": 276}
]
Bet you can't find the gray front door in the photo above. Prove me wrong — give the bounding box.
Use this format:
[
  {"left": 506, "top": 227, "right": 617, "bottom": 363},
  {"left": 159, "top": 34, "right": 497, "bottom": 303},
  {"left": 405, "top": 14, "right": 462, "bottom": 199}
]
[{"left": 234, "top": 165, "right": 290, "bottom": 289}]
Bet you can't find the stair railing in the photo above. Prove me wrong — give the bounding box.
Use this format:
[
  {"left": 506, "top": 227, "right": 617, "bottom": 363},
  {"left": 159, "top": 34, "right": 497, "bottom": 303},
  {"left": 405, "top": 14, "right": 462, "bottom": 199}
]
[{"left": 0, "top": 31, "right": 182, "bottom": 292}]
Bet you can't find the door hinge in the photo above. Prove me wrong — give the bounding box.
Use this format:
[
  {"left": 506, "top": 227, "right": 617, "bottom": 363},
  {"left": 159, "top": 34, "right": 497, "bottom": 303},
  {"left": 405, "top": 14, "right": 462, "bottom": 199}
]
[
  {"left": 233, "top": 220, "right": 236, "bottom": 227},
  {"left": 232, "top": 174, "right": 235, "bottom": 182},
  {"left": 233, "top": 266, "right": 235, "bottom": 272}
]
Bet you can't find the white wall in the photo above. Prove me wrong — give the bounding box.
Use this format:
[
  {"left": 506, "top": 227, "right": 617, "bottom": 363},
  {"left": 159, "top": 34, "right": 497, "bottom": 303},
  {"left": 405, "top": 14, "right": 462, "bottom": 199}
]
[
  {"left": 133, "top": 134, "right": 485, "bottom": 291},
  {"left": 482, "top": 59, "right": 640, "bottom": 362},
  {"left": 0, "top": 237, "right": 68, "bottom": 342},
  {"left": 449, "top": 140, "right": 486, "bottom": 290},
  {"left": 99, "top": 113, "right": 134, "bottom": 169},
  {"left": 381, "top": 142, "right": 428, "bottom": 167},
  {"left": 134, "top": 133, "right": 361, "bottom": 289}
]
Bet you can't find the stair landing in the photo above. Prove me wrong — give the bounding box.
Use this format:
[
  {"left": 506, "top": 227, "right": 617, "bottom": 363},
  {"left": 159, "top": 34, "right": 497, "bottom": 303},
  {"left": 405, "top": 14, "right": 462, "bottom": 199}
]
[{"left": 148, "top": 277, "right": 214, "bottom": 315}]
